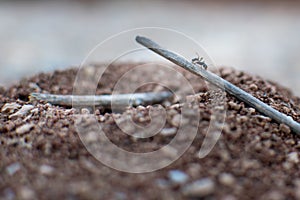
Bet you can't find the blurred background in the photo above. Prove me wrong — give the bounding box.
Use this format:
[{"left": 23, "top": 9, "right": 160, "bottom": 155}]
[{"left": 0, "top": 0, "right": 299, "bottom": 96}]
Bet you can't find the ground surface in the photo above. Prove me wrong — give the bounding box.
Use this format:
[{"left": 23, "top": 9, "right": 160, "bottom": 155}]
[{"left": 0, "top": 63, "right": 300, "bottom": 200}]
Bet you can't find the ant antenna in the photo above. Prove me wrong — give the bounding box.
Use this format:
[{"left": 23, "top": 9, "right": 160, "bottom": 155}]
[{"left": 195, "top": 52, "right": 200, "bottom": 60}]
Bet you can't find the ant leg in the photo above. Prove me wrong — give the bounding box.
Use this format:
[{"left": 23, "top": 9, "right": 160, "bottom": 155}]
[{"left": 191, "top": 58, "right": 198, "bottom": 63}]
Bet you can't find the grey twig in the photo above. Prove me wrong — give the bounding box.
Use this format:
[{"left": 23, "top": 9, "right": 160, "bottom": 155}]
[
  {"left": 136, "top": 35, "right": 300, "bottom": 135},
  {"left": 30, "top": 92, "right": 172, "bottom": 107}
]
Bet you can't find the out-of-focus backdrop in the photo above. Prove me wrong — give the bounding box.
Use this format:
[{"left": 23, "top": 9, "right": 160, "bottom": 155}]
[{"left": 0, "top": 0, "right": 299, "bottom": 95}]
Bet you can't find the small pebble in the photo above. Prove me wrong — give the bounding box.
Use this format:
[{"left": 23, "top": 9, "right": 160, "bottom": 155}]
[
  {"left": 81, "top": 108, "right": 90, "bottom": 115},
  {"left": 285, "top": 138, "right": 295, "bottom": 145},
  {"left": 5, "top": 121, "right": 15, "bottom": 132},
  {"left": 9, "top": 105, "right": 34, "bottom": 119},
  {"left": 160, "top": 127, "right": 177, "bottom": 136},
  {"left": 19, "top": 187, "right": 35, "bottom": 200},
  {"left": 261, "top": 132, "right": 271, "bottom": 139},
  {"left": 6, "top": 162, "right": 21, "bottom": 175},
  {"left": 228, "top": 102, "right": 241, "bottom": 111},
  {"left": 271, "top": 134, "right": 280, "bottom": 141},
  {"left": 263, "top": 140, "right": 272, "bottom": 148},
  {"left": 171, "top": 114, "right": 181, "bottom": 127},
  {"left": 282, "top": 161, "right": 292, "bottom": 170},
  {"left": 249, "top": 83, "right": 258, "bottom": 91},
  {"left": 168, "top": 170, "right": 189, "bottom": 184},
  {"left": 136, "top": 105, "right": 146, "bottom": 111},
  {"left": 39, "top": 164, "right": 54, "bottom": 175},
  {"left": 16, "top": 123, "right": 35, "bottom": 135},
  {"left": 182, "top": 178, "right": 215, "bottom": 197},
  {"left": 162, "top": 101, "right": 171, "bottom": 107},
  {"left": 99, "top": 115, "right": 106, "bottom": 122},
  {"left": 255, "top": 115, "right": 272, "bottom": 122},
  {"left": 1, "top": 103, "right": 21, "bottom": 114},
  {"left": 170, "top": 104, "right": 181, "bottom": 109},
  {"left": 279, "top": 124, "right": 290, "bottom": 134},
  {"left": 248, "top": 108, "right": 256, "bottom": 114},
  {"left": 220, "top": 150, "right": 231, "bottom": 162},
  {"left": 241, "top": 159, "right": 260, "bottom": 169},
  {"left": 237, "top": 116, "right": 248, "bottom": 123},
  {"left": 219, "top": 173, "right": 235, "bottom": 186},
  {"left": 287, "top": 152, "right": 299, "bottom": 163},
  {"left": 282, "top": 106, "right": 290, "bottom": 113},
  {"left": 161, "top": 145, "right": 178, "bottom": 158},
  {"left": 186, "top": 163, "right": 202, "bottom": 178}
]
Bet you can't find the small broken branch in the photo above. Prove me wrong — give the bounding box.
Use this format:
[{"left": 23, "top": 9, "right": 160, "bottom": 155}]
[
  {"left": 30, "top": 92, "right": 172, "bottom": 107},
  {"left": 135, "top": 35, "right": 300, "bottom": 135}
]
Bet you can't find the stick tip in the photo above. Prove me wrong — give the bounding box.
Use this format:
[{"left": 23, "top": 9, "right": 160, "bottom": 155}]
[
  {"left": 135, "top": 35, "right": 143, "bottom": 42},
  {"left": 29, "top": 93, "right": 39, "bottom": 102},
  {"left": 29, "top": 93, "right": 47, "bottom": 101}
]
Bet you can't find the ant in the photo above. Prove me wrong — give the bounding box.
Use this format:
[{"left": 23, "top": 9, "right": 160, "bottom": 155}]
[{"left": 191, "top": 53, "right": 208, "bottom": 70}]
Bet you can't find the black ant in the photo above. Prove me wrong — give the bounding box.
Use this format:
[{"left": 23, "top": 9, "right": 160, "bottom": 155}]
[{"left": 191, "top": 53, "right": 208, "bottom": 70}]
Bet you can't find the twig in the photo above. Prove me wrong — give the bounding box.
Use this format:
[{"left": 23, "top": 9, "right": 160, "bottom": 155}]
[
  {"left": 136, "top": 35, "right": 300, "bottom": 135},
  {"left": 30, "top": 92, "right": 172, "bottom": 107}
]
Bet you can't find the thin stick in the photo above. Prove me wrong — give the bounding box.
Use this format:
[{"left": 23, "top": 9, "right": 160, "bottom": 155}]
[
  {"left": 30, "top": 92, "right": 172, "bottom": 107},
  {"left": 136, "top": 35, "right": 300, "bottom": 135}
]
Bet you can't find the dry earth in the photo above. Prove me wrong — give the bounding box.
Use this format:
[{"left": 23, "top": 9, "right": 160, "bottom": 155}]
[{"left": 0, "top": 63, "right": 300, "bottom": 200}]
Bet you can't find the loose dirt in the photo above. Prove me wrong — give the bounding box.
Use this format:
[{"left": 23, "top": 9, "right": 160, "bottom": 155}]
[{"left": 0, "top": 63, "right": 300, "bottom": 200}]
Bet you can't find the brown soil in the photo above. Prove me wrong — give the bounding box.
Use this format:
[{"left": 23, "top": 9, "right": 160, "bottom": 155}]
[{"left": 0, "top": 63, "right": 300, "bottom": 200}]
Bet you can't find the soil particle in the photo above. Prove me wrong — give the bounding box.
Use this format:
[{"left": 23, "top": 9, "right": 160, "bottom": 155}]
[
  {"left": 9, "top": 104, "right": 34, "bottom": 119},
  {"left": 5, "top": 162, "right": 21, "bottom": 176},
  {"left": 279, "top": 123, "right": 291, "bottom": 134},
  {"left": 182, "top": 178, "right": 215, "bottom": 197},
  {"left": 15, "top": 123, "right": 35, "bottom": 135},
  {"left": 0, "top": 63, "right": 300, "bottom": 199},
  {"left": 160, "top": 127, "right": 177, "bottom": 136},
  {"left": 1, "top": 103, "right": 21, "bottom": 114},
  {"left": 287, "top": 152, "right": 299, "bottom": 163},
  {"left": 218, "top": 173, "right": 235, "bottom": 187},
  {"left": 168, "top": 170, "right": 189, "bottom": 184}
]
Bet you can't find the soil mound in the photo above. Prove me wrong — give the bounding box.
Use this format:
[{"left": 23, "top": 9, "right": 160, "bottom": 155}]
[{"left": 0, "top": 63, "right": 300, "bottom": 200}]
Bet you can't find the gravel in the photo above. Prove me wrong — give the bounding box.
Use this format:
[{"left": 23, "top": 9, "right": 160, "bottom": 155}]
[
  {"left": 168, "top": 170, "right": 189, "bottom": 184},
  {"left": 182, "top": 178, "right": 215, "bottom": 197}
]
